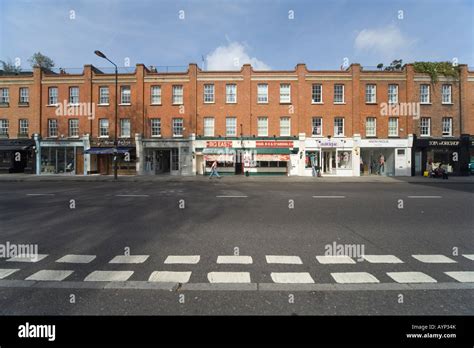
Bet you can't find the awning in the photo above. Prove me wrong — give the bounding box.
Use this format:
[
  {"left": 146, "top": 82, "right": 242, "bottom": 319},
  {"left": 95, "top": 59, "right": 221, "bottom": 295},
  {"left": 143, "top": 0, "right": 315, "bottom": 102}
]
[
  {"left": 85, "top": 147, "right": 134, "bottom": 155},
  {"left": 202, "top": 148, "right": 236, "bottom": 155},
  {"left": 253, "top": 148, "right": 291, "bottom": 154},
  {"left": 0, "top": 145, "right": 32, "bottom": 151}
]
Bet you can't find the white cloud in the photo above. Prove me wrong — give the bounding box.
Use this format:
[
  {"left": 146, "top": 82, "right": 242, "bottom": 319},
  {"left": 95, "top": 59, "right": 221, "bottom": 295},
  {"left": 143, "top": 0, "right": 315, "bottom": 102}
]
[
  {"left": 354, "top": 24, "right": 416, "bottom": 61},
  {"left": 205, "top": 42, "right": 270, "bottom": 71}
]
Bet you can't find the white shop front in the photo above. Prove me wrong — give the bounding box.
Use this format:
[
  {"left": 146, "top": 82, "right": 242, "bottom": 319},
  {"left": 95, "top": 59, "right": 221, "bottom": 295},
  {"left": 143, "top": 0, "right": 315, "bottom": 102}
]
[
  {"left": 303, "top": 137, "right": 358, "bottom": 176},
  {"left": 357, "top": 138, "right": 412, "bottom": 176}
]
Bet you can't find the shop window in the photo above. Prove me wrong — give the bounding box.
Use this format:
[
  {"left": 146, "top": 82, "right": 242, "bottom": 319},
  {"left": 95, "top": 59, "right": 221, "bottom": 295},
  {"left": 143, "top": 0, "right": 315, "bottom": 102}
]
[
  {"left": 171, "top": 148, "right": 179, "bottom": 170},
  {"left": 337, "top": 150, "right": 352, "bottom": 169},
  {"left": 305, "top": 151, "right": 320, "bottom": 168}
]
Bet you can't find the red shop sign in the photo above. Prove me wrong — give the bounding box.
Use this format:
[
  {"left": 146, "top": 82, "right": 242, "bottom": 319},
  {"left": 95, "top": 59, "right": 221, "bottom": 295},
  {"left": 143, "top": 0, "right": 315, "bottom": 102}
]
[
  {"left": 256, "top": 141, "right": 293, "bottom": 148},
  {"left": 206, "top": 141, "right": 233, "bottom": 148}
]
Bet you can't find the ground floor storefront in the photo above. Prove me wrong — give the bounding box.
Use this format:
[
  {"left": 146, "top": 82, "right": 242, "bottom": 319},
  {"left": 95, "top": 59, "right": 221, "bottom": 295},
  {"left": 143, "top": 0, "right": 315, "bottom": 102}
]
[
  {"left": 85, "top": 139, "right": 136, "bottom": 175},
  {"left": 0, "top": 139, "right": 36, "bottom": 174},
  {"left": 36, "top": 137, "right": 85, "bottom": 175}
]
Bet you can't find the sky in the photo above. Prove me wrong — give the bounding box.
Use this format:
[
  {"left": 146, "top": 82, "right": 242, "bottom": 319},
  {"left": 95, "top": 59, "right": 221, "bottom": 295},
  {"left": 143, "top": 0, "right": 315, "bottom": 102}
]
[{"left": 0, "top": 0, "right": 473, "bottom": 71}]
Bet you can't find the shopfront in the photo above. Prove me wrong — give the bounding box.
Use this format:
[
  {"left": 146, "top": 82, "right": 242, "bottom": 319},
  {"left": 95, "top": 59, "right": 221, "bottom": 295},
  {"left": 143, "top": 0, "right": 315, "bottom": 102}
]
[
  {"left": 0, "top": 139, "right": 36, "bottom": 174},
  {"left": 141, "top": 138, "right": 193, "bottom": 176},
  {"left": 86, "top": 139, "right": 136, "bottom": 175},
  {"left": 37, "top": 138, "right": 84, "bottom": 175},
  {"left": 413, "top": 135, "right": 470, "bottom": 176},
  {"left": 359, "top": 138, "right": 412, "bottom": 176}
]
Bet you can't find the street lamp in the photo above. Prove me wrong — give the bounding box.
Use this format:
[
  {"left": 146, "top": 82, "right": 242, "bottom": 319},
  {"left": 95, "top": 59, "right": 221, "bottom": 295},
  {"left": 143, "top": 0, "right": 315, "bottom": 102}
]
[{"left": 94, "top": 50, "right": 118, "bottom": 180}]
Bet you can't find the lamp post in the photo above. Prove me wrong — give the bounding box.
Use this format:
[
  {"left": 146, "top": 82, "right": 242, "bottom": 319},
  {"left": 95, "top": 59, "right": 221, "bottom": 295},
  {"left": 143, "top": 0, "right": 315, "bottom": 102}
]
[{"left": 94, "top": 50, "right": 118, "bottom": 180}]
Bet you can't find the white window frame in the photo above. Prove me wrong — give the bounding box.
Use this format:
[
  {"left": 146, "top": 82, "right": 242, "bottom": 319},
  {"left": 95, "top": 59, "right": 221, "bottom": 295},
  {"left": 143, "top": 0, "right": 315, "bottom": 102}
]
[
  {"left": 99, "top": 119, "right": 109, "bottom": 137},
  {"left": 226, "top": 117, "right": 237, "bottom": 137},
  {"left": 99, "top": 86, "right": 109, "bottom": 105},
  {"left": 48, "top": 87, "right": 58, "bottom": 105},
  {"left": 48, "top": 119, "right": 58, "bottom": 138},
  {"left": 204, "top": 84, "right": 215, "bottom": 103},
  {"left": 150, "top": 118, "right": 161, "bottom": 137},
  {"left": 120, "top": 118, "right": 131, "bottom": 138},
  {"left": 334, "top": 117, "right": 344, "bottom": 137},
  {"left": 257, "top": 117, "right": 268, "bottom": 136},
  {"left": 69, "top": 87, "right": 79, "bottom": 105},
  {"left": 280, "top": 117, "right": 291, "bottom": 136},
  {"left": 280, "top": 84, "right": 291, "bottom": 103},
  {"left": 334, "top": 84, "right": 344, "bottom": 104},
  {"left": 257, "top": 84, "right": 268, "bottom": 103},
  {"left": 312, "top": 117, "right": 322, "bottom": 136},
  {"left": 388, "top": 117, "right": 399, "bottom": 137},
  {"left": 151, "top": 85, "right": 161, "bottom": 105},
  {"left": 365, "top": 84, "right": 376, "bottom": 103},
  {"left": 312, "top": 84, "right": 322, "bottom": 104},
  {"left": 172, "top": 85, "right": 183, "bottom": 105},
  {"left": 120, "top": 86, "right": 131, "bottom": 105},
  {"left": 19, "top": 119, "right": 28, "bottom": 135},
  {"left": 173, "top": 118, "right": 183, "bottom": 137},
  {"left": 388, "top": 84, "right": 398, "bottom": 104},
  {"left": 19, "top": 87, "right": 29, "bottom": 104},
  {"left": 442, "top": 117, "right": 453, "bottom": 137},
  {"left": 226, "top": 84, "right": 237, "bottom": 103},
  {"left": 0, "top": 119, "right": 9, "bottom": 136},
  {"left": 420, "top": 117, "right": 431, "bottom": 137},
  {"left": 442, "top": 84, "right": 452, "bottom": 104},
  {"left": 203, "top": 117, "right": 215, "bottom": 137},
  {"left": 0, "top": 88, "right": 9, "bottom": 104},
  {"left": 68, "top": 119, "right": 79, "bottom": 138},
  {"left": 365, "top": 117, "right": 376, "bottom": 137},
  {"left": 420, "top": 84, "right": 430, "bottom": 104}
]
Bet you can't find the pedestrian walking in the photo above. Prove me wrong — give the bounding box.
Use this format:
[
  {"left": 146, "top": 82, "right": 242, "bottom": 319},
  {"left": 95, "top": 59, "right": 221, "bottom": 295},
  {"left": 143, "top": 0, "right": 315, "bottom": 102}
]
[{"left": 209, "top": 160, "right": 221, "bottom": 179}]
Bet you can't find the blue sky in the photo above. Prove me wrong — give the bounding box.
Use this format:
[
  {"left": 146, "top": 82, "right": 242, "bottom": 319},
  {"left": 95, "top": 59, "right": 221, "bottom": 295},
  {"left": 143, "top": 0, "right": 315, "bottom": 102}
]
[{"left": 0, "top": 0, "right": 473, "bottom": 71}]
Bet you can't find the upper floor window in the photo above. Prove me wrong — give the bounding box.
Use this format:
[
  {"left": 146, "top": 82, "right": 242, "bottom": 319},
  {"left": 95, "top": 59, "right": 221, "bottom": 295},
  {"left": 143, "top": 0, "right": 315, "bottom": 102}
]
[
  {"left": 99, "top": 87, "right": 109, "bottom": 105},
  {"left": 280, "top": 117, "right": 291, "bottom": 136},
  {"left": 280, "top": 84, "right": 291, "bottom": 103},
  {"left": 151, "top": 86, "right": 161, "bottom": 105},
  {"left": 226, "top": 117, "right": 237, "bottom": 137},
  {"left": 442, "top": 117, "right": 453, "bottom": 136},
  {"left": 203, "top": 117, "right": 215, "bottom": 136},
  {"left": 257, "top": 84, "right": 268, "bottom": 103},
  {"left": 442, "top": 84, "right": 452, "bottom": 104},
  {"left": 420, "top": 84, "right": 430, "bottom": 104},
  {"left": 0, "top": 88, "right": 9, "bottom": 104},
  {"left": 69, "top": 87, "right": 79, "bottom": 105},
  {"left": 388, "top": 117, "right": 399, "bottom": 137},
  {"left": 173, "top": 118, "right": 183, "bottom": 136},
  {"left": 120, "top": 86, "right": 131, "bottom": 104},
  {"left": 420, "top": 117, "right": 431, "bottom": 136},
  {"left": 226, "top": 84, "right": 237, "bottom": 103},
  {"left": 19, "top": 87, "right": 29, "bottom": 104},
  {"left": 99, "top": 119, "right": 109, "bottom": 137},
  {"left": 388, "top": 84, "right": 398, "bottom": 104},
  {"left": 312, "top": 117, "right": 322, "bottom": 136},
  {"left": 172, "top": 85, "right": 183, "bottom": 105},
  {"left": 120, "top": 118, "right": 131, "bottom": 138},
  {"left": 312, "top": 84, "right": 322, "bottom": 103},
  {"left": 48, "top": 87, "right": 58, "bottom": 105},
  {"left": 204, "top": 84, "right": 215, "bottom": 103},
  {"left": 334, "top": 117, "right": 344, "bottom": 136},
  {"left": 365, "top": 117, "right": 376, "bottom": 137},
  {"left": 365, "top": 84, "right": 376, "bottom": 103},
  {"left": 69, "top": 119, "right": 79, "bottom": 137},
  {"left": 0, "top": 119, "right": 9, "bottom": 136},
  {"left": 48, "top": 119, "right": 58, "bottom": 137},
  {"left": 150, "top": 118, "right": 161, "bottom": 137},
  {"left": 19, "top": 119, "right": 29, "bottom": 136},
  {"left": 257, "top": 117, "right": 268, "bottom": 136},
  {"left": 334, "top": 84, "right": 344, "bottom": 103}
]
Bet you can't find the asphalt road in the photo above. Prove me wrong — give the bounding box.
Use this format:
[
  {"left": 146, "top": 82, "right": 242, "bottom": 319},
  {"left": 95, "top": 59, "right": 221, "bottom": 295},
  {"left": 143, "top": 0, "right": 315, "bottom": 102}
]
[{"left": 0, "top": 180, "right": 473, "bottom": 315}]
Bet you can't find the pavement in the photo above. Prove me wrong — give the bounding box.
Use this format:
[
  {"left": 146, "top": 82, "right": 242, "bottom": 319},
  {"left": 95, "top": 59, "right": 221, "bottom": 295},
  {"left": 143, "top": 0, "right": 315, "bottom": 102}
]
[{"left": 0, "top": 179, "right": 472, "bottom": 315}]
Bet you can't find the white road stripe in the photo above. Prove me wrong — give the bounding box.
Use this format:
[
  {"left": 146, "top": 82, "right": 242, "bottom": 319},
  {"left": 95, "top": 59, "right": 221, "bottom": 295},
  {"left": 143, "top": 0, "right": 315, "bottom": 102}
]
[
  {"left": 271, "top": 272, "right": 314, "bottom": 284},
  {"left": 115, "top": 194, "right": 150, "bottom": 197},
  {"left": 148, "top": 271, "right": 192, "bottom": 283},
  {"left": 164, "top": 255, "right": 200, "bottom": 264},
  {"left": 26, "top": 270, "right": 73, "bottom": 281},
  {"left": 26, "top": 193, "right": 55, "bottom": 196},
  {"left": 109, "top": 255, "right": 149, "bottom": 264},
  {"left": 207, "top": 272, "right": 251, "bottom": 283},
  {"left": 7, "top": 254, "right": 48, "bottom": 263},
  {"left": 266, "top": 255, "right": 303, "bottom": 265},
  {"left": 56, "top": 254, "right": 96, "bottom": 264},
  {"left": 217, "top": 255, "right": 253, "bottom": 264},
  {"left": 412, "top": 254, "right": 456, "bottom": 263},
  {"left": 362, "top": 255, "right": 404, "bottom": 263},
  {"left": 312, "top": 196, "right": 346, "bottom": 199},
  {"left": 316, "top": 255, "right": 356, "bottom": 264},
  {"left": 84, "top": 271, "right": 134, "bottom": 282},
  {"left": 331, "top": 272, "right": 379, "bottom": 284},
  {"left": 445, "top": 272, "right": 474, "bottom": 283},
  {"left": 216, "top": 195, "right": 248, "bottom": 198},
  {"left": 462, "top": 254, "right": 474, "bottom": 261},
  {"left": 387, "top": 272, "right": 437, "bottom": 283},
  {"left": 0, "top": 269, "right": 20, "bottom": 279},
  {"left": 407, "top": 196, "right": 442, "bottom": 199}
]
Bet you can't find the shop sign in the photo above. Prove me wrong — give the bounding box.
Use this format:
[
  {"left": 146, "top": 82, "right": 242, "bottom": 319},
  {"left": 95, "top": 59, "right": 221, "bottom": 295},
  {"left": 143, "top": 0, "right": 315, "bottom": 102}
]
[
  {"left": 320, "top": 141, "right": 338, "bottom": 147},
  {"left": 428, "top": 140, "right": 459, "bottom": 146},
  {"left": 92, "top": 139, "right": 115, "bottom": 146},
  {"left": 256, "top": 141, "right": 293, "bottom": 148},
  {"left": 206, "top": 141, "right": 233, "bottom": 148},
  {"left": 117, "top": 139, "right": 134, "bottom": 146}
]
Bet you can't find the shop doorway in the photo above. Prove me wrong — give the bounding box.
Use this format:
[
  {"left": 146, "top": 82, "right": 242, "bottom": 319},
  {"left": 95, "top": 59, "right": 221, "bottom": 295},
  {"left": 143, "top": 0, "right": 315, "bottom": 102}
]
[
  {"left": 154, "top": 149, "right": 171, "bottom": 174},
  {"left": 322, "top": 150, "right": 336, "bottom": 174}
]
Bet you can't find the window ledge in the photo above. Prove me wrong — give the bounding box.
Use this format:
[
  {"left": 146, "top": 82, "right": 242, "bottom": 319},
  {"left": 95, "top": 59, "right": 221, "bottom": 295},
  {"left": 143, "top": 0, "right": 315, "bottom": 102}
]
[
  {"left": 18, "top": 103, "right": 29, "bottom": 107},
  {"left": 98, "top": 136, "right": 110, "bottom": 139},
  {"left": 98, "top": 103, "right": 110, "bottom": 107},
  {"left": 311, "top": 102, "right": 324, "bottom": 105},
  {"left": 150, "top": 103, "right": 162, "bottom": 106},
  {"left": 365, "top": 102, "right": 377, "bottom": 105},
  {"left": 442, "top": 103, "right": 454, "bottom": 105},
  {"left": 420, "top": 103, "right": 432, "bottom": 105},
  {"left": 47, "top": 104, "right": 59, "bottom": 107},
  {"left": 151, "top": 135, "right": 162, "bottom": 138},
  {"left": 119, "top": 103, "right": 131, "bottom": 106},
  {"left": 333, "top": 102, "right": 346, "bottom": 105}
]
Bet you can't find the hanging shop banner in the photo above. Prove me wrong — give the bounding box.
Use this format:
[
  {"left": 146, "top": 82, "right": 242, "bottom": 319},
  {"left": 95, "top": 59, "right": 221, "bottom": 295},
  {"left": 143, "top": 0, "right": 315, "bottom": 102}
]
[{"left": 256, "top": 141, "right": 294, "bottom": 148}]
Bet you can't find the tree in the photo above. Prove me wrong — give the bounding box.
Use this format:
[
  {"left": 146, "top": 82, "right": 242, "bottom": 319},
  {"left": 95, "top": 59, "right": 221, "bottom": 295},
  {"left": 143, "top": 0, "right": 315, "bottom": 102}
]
[
  {"left": 0, "top": 59, "right": 22, "bottom": 73},
  {"left": 28, "top": 52, "right": 55, "bottom": 69}
]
